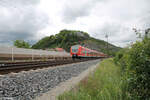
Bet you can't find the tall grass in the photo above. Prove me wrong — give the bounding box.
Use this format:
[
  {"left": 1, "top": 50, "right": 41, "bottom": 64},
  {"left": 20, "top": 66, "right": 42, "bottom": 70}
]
[{"left": 58, "top": 58, "right": 129, "bottom": 100}]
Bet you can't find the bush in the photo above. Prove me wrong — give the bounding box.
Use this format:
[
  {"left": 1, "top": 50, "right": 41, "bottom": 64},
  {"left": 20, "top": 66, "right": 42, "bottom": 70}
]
[
  {"left": 127, "top": 38, "right": 150, "bottom": 99},
  {"left": 115, "top": 38, "right": 150, "bottom": 99},
  {"left": 114, "top": 48, "right": 129, "bottom": 72}
]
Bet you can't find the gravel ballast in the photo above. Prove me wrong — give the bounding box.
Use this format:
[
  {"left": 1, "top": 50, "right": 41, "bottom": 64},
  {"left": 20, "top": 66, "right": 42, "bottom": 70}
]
[{"left": 0, "top": 60, "right": 100, "bottom": 100}]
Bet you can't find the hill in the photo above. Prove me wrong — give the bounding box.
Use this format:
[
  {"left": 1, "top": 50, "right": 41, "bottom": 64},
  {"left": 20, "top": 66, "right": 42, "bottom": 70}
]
[{"left": 32, "top": 30, "right": 121, "bottom": 56}]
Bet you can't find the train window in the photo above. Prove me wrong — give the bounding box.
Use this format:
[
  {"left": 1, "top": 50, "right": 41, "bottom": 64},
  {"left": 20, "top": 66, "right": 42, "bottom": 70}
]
[{"left": 71, "top": 45, "right": 79, "bottom": 53}]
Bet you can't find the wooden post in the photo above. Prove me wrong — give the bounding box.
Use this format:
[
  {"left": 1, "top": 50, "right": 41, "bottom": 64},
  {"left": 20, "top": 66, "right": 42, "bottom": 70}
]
[
  {"left": 12, "top": 47, "right": 14, "bottom": 61},
  {"left": 32, "top": 50, "right": 34, "bottom": 61}
]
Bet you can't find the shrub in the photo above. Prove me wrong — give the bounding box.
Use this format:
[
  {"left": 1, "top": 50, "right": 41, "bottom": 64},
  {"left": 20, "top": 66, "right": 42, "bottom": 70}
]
[
  {"left": 115, "top": 37, "right": 150, "bottom": 99},
  {"left": 127, "top": 38, "right": 150, "bottom": 99},
  {"left": 114, "top": 48, "right": 129, "bottom": 72}
]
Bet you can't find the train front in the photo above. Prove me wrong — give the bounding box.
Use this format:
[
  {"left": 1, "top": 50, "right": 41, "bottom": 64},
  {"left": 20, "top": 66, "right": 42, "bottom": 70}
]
[{"left": 70, "top": 45, "right": 80, "bottom": 58}]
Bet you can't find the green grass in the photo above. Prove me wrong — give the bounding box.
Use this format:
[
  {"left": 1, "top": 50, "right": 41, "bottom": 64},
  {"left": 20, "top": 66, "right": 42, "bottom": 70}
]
[{"left": 58, "top": 58, "right": 129, "bottom": 100}]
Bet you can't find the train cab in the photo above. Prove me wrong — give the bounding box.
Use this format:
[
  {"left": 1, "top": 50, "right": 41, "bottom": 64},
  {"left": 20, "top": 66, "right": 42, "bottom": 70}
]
[{"left": 70, "top": 45, "right": 80, "bottom": 58}]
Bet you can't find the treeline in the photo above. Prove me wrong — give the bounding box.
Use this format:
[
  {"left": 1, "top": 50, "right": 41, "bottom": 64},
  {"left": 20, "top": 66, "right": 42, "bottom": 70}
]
[
  {"left": 32, "top": 29, "right": 90, "bottom": 51},
  {"left": 114, "top": 29, "right": 150, "bottom": 99},
  {"left": 14, "top": 40, "right": 31, "bottom": 49}
]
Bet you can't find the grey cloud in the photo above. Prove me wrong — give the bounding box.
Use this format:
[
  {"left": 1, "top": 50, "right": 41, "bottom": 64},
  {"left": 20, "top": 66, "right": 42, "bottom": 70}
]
[
  {"left": 0, "top": 0, "right": 49, "bottom": 45},
  {"left": 87, "top": 0, "right": 150, "bottom": 47},
  {"left": 0, "top": 0, "right": 39, "bottom": 7},
  {"left": 90, "top": 0, "right": 150, "bottom": 24},
  {"left": 90, "top": 22, "right": 136, "bottom": 47},
  {"left": 62, "top": 0, "right": 99, "bottom": 23},
  {"left": 61, "top": 0, "right": 150, "bottom": 24},
  {"left": 140, "top": 13, "right": 150, "bottom": 29},
  {"left": 91, "top": 22, "right": 122, "bottom": 38},
  {"left": 62, "top": 6, "right": 90, "bottom": 23}
]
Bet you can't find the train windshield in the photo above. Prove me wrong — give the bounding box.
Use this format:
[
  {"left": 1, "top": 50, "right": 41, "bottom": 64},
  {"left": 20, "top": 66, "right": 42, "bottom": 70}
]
[{"left": 71, "top": 45, "right": 79, "bottom": 53}]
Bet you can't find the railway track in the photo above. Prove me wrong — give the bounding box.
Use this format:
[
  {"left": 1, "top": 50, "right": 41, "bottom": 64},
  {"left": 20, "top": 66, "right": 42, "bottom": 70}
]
[{"left": 0, "top": 58, "right": 99, "bottom": 75}]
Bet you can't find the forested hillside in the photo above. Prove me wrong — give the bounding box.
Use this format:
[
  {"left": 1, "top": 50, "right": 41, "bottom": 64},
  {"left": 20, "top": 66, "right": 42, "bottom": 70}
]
[{"left": 32, "top": 30, "right": 121, "bottom": 56}]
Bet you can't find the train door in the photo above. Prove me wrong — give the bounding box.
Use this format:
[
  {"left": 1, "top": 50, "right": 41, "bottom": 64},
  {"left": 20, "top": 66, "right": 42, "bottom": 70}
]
[
  {"left": 80, "top": 47, "right": 83, "bottom": 56},
  {"left": 85, "top": 48, "right": 87, "bottom": 56},
  {"left": 83, "top": 47, "right": 85, "bottom": 57}
]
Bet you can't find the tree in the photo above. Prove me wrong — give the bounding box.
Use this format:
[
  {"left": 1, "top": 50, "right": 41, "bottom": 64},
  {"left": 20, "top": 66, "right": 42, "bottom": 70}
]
[{"left": 14, "top": 40, "right": 30, "bottom": 48}]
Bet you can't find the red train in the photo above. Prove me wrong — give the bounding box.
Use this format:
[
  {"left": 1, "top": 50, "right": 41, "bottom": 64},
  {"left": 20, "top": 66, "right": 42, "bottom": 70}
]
[{"left": 70, "top": 45, "right": 107, "bottom": 58}]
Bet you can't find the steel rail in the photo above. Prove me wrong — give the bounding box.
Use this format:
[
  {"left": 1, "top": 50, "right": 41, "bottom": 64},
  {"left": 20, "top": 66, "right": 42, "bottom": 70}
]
[{"left": 0, "top": 58, "right": 99, "bottom": 75}]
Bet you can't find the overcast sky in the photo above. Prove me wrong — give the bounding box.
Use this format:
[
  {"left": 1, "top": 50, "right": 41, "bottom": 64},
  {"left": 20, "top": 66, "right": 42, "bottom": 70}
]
[{"left": 0, "top": 0, "right": 150, "bottom": 47}]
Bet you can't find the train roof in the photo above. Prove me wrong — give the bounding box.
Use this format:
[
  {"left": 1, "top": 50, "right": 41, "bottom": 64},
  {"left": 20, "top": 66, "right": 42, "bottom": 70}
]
[{"left": 71, "top": 45, "right": 81, "bottom": 47}]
